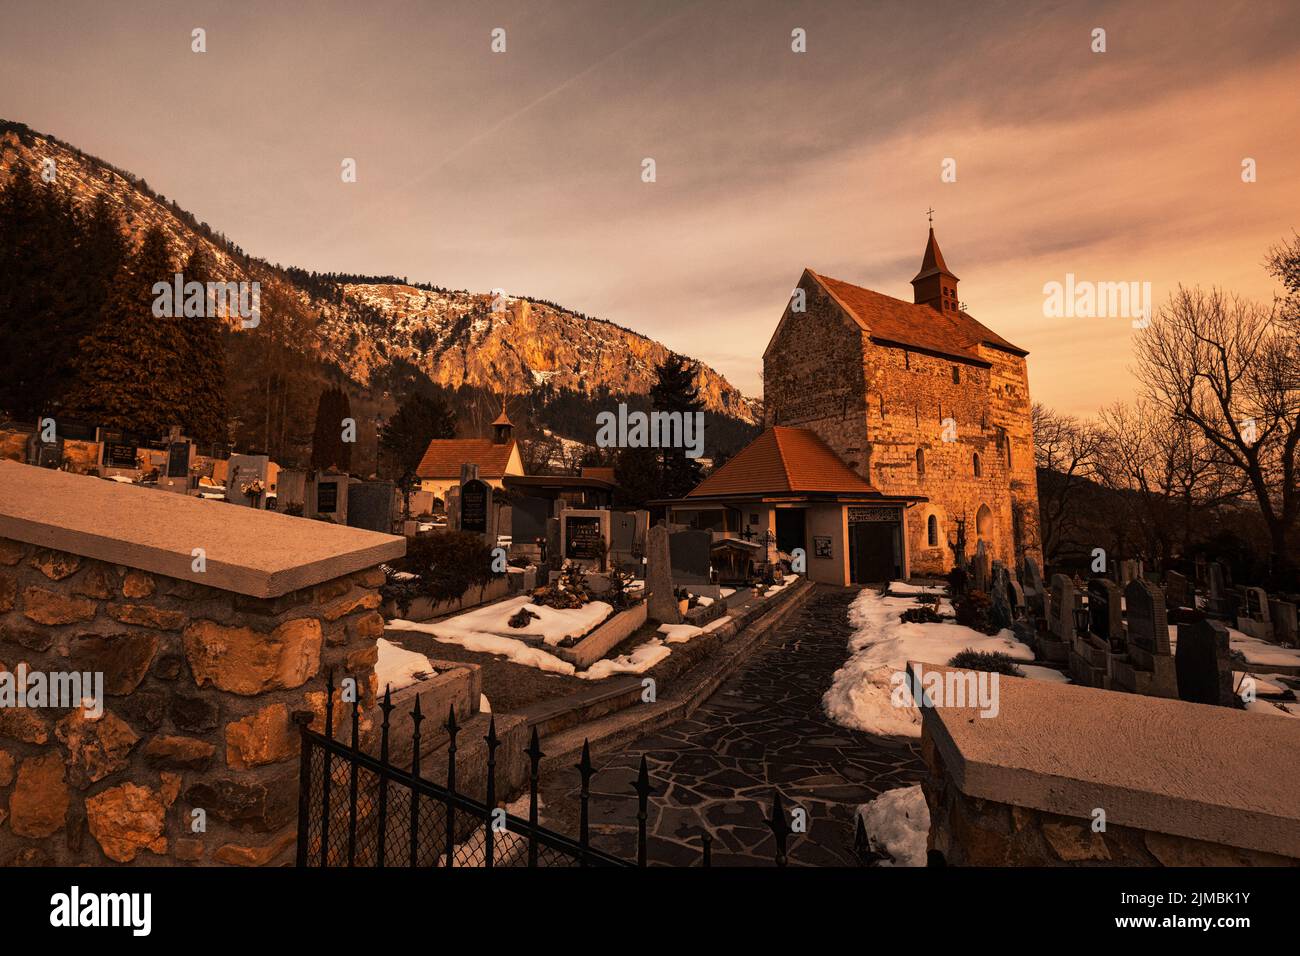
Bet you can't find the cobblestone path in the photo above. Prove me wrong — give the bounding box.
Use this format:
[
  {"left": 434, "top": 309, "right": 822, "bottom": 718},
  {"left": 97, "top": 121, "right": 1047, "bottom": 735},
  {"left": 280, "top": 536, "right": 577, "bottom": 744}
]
[{"left": 535, "top": 586, "right": 926, "bottom": 866}]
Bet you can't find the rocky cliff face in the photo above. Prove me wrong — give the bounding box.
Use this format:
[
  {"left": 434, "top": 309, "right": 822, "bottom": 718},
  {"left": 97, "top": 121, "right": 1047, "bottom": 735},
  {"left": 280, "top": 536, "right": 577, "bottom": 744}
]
[{"left": 0, "top": 122, "right": 759, "bottom": 422}]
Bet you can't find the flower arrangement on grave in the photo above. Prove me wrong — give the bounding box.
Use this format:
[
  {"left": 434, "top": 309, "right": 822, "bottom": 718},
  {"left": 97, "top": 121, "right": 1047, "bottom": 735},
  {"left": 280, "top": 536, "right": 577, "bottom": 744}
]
[
  {"left": 531, "top": 562, "right": 592, "bottom": 609},
  {"left": 900, "top": 595, "right": 943, "bottom": 624},
  {"left": 240, "top": 477, "right": 265, "bottom": 505},
  {"left": 606, "top": 564, "right": 638, "bottom": 610}
]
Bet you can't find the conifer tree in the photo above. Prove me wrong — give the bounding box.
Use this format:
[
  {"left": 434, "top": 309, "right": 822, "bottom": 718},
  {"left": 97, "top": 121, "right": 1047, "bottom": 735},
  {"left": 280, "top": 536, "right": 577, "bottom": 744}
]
[
  {"left": 310, "top": 385, "right": 354, "bottom": 473},
  {"left": 650, "top": 352, "right": 705, "bottom": 499},
  {"left": 178, "top": 245, "right": 230, "bottom": 444},
  {"left": 65, "top": 226, "right": 185, "bottom": 436},
  {"left": 379, "top": 390, "right": 458, "bottom": 515}
]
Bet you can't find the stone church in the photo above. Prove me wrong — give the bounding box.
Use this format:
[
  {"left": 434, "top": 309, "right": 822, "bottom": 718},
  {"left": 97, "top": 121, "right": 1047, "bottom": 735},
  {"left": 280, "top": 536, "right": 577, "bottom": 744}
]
[{"left": 759, "top": 228, "right": 1041, "bottom": 580}]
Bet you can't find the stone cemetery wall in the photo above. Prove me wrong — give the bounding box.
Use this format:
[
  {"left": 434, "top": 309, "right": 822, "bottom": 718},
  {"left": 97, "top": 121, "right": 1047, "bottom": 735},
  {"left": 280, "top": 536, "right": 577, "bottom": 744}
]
[
  {"left": 0, "top": 460, "right": 406, "bottom": 866},
  {"left": 0, "top": 537, "right": 386, "bottom": 866},
  {"left": 916, "top": 663, "right": 1300, "bottom": 866}
]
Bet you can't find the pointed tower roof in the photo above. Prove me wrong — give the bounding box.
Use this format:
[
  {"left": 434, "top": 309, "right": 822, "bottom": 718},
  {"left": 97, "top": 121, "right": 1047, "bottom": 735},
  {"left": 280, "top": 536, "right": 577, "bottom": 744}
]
[
  {"left": 491, "top": 396, "right": 512, "bottom": 427},
  {"left": 911, "top": 227, "right": 957, "bottom": 283}
]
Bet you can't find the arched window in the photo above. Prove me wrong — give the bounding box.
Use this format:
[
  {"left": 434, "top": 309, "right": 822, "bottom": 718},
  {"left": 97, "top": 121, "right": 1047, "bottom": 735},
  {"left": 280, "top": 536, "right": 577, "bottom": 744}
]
[
  {"left": 973, "top": 452, "right": 982, "bottom": 478},
  {"left": 976, "top": 504, "right": 992, "bottom": 538},
  {"left": 927, "top": 514, "right": 938, "bottom": 547},
  {"left": 915, "top": 448, "right": 925, "bottom": 476}
]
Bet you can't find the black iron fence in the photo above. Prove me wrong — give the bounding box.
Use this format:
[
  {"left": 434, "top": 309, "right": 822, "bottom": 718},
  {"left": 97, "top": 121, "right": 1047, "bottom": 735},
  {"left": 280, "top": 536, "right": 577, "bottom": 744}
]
[{"left": 296, "top": 673, "right": 876, "bottom": 868}]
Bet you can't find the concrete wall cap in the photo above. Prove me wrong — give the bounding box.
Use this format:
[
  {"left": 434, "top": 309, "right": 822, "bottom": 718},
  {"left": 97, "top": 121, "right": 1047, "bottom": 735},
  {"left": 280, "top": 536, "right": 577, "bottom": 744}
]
[
  {"left": 0, "top": 461, "right": 405, "bottom": 598},
  {"left": 909, "top": 660, "right": 1300, "bottom": 858}
]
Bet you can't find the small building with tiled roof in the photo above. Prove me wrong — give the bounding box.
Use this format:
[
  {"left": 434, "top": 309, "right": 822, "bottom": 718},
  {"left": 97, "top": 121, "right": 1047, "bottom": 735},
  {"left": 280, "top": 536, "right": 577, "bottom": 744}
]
[
  {"left": 760, "top": 227, "right": 1042, "bottom": 578},
  {"left": 416, "top": 401, "right": 524, "bottom": 500},
  {"left": 667, "top": 426, "right": 924, "bottom": 585}
]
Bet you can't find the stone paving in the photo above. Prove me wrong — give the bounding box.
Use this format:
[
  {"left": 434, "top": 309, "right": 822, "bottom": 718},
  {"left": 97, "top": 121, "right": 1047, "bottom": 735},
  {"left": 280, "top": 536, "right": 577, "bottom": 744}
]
[{"left": 535, "top": 586, "right": 926, "bottom": 866}]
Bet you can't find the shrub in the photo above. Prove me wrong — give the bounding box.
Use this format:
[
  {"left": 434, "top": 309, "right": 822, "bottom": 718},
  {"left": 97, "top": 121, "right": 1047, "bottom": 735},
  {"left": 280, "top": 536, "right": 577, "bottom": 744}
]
[
  {"left": 606, "top": 564, "right": 638, "bottom": 610},
  {"left": 400, "top": 531, "right": 498, "bottom": 605},
  {"left": 947, "top": 649, "right": 1025, "bottom": 677},
  {"left": 508, "top": 607, "right": 540, "bottom": 628},
  {"left": 955, "top": 589, "right": 997, "bottom": 635},
  {"left": 532, "top": 562, "right": 593, "bottom": 609}
]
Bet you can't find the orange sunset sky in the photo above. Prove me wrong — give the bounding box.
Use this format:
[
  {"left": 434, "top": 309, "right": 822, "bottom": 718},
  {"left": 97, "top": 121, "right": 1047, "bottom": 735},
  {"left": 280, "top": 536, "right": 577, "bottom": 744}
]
[{"left": 2, "top": 0, "right": 1297, "bottom": 417}]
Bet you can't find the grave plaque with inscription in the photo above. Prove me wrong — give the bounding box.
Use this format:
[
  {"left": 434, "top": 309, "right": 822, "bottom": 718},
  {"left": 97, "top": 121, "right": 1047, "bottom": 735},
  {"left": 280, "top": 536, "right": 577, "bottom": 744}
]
[
  {"left": 565, "top": 515, "right": 604, "bottom": 562},
  {"left": 166, "top": 442, "right": 190, "bottom": 479},
  {"left": 460, "top": 478, "right": 489, "bottom": 534},
  {"left": 317, "top": 480, "right": 339, "bottom": 515}
]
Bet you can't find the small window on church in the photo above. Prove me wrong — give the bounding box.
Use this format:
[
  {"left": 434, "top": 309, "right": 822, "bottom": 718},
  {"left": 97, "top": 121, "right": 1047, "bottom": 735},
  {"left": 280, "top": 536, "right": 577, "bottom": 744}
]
[
  {"left": 973, "top": 453, "right": 982, "bottom": 478},
  {"left": 916, "top": 448, "right": 925, "bottom": 476},
  {"left": 952, "top": 366, "right": 960, "bottom": 384},
  {"left": 927, "top": 515, "right": 938, "bottom": 547}
]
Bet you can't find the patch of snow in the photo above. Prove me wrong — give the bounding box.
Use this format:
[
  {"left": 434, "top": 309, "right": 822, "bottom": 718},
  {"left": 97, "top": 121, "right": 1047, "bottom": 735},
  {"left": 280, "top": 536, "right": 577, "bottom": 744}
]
[
  {"left": 578, "top": 639, "right": 671, "bottom": 680},
  {"left": 1244, "top": 700, "right": 1300, "bottom": 719},
  {"left": 388, "top": 617, "right": 576, "bottom": 676},
  {"left": 480, "top": 693, "right": 491, "bottom": 713},
  {"left": 375, "top": 638, "right": 435, "bottom": 693},
  {"left": 1019, "top": 664, "right": 1071, "bottom": 684},
  {"left": 822, "top": 586, "right": 1034, "bottom": 739},
  {"left": 856, "top": 784, "right": 929, "bottom": 867},
  {"left": 659, "top": 623, "right": 703, "bottom": 644},
  {"left": 1228, "top": 629, "right": 1300, "bottom": 669}
]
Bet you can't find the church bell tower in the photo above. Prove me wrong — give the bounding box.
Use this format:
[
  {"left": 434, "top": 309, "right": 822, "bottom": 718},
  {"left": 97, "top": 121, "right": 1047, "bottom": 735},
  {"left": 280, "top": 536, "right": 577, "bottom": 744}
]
[{"left": 911, "top": 226, "right": 960, "bottom": 314}]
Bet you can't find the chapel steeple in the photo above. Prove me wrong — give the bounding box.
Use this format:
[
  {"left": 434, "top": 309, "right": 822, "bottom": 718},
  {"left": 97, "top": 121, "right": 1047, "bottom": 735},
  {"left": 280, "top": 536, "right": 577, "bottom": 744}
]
[
  {"left": 910, "top": 223, "right": 960, "bottom": 315},
  {"left": 491, "top": 396, "right": 513, "bottom": 445}
]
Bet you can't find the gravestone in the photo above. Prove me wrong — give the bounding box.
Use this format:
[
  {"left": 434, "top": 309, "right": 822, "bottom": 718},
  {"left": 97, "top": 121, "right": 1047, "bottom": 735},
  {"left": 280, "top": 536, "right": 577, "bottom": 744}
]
[
  {"left": 1164, "top": 570, "right": 1190, "bottom": 610},
  {"left": 159, "top": 436, "right": 194, "bottom": 495},
  {"left": 544, "top": 517, "right": 562, "bottom": 572},
  {"left": 310, "top": 471, "right": 349, "bottom": 524},
  {"left": 1071, "top": 578, "right": 1117, "bottom": 687},
  {"left": 972, "top": 540, "right": 989, "bottom": 593},
  {"left": 275, "top": 469, "right": 307, "bottom": 512},
  {"left": 645, "top": 523, "right": 681, "bottom": 625},
  {"left": 459, "top": 478, "right": 491, "bottom": 536},
  {"left": 669, "top": 529, "right": 713, "bottom": 587},
  {"left": 1023, "top": 555, "right": 1045, "bottom": 619},
  {"left": 609, "top": 510, "right": 649, "bottom": 568},
  {"left": 1049, "top": 575, "right": 1076, "bottom": 642},
  {"left": 226, "top": 454, "right": 270, "bottom": 509},
  {"left": 1269, "top": 599, "right": 1298, "bottom": 647},
  {"left": 560, "top": 509, "right": 609, "bottom": 571},
  {"left": 1111, "top": 578, "right": 1176, "bottom": 698},
  {"left": 1207, "top": 562, "right": 1232, "bottom": 618},
  {"left": 347, "top": 481, "right": 397, "bottom": 534},
  {"left": 1008, "top": 580, "right": 1026, "bottom": 617},
  {"left": 511, "top": 495, "right": 552, "bottom": 549},
  {"left": 1236, "top": 586, "right": 1274, "bottom": 641},
  {"left": 99, "top": 430, "right": 139, "bottom": 472},
  {"left": 1175, "top": 619, "right": 1234, "bottom": 707},
  {"left": 1087, "top": 578, "right": 1123, "bottom": 646},
  {"left": 990, "top": 561, "right": 1012, "bottom": 631}
]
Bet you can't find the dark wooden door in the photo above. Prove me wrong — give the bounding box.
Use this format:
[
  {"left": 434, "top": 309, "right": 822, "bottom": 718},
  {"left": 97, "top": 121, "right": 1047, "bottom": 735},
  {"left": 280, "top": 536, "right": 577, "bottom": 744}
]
[{"left": 851, "top": 522, "right": 897, "bottom": 584}]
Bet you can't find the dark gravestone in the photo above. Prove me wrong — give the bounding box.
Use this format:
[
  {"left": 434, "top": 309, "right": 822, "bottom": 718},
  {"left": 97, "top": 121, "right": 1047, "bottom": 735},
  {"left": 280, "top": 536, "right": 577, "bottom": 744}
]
[
  {"left": 1023, "top": 555, "right": 1045, "bottom": 619},
  {"left": 166, "top": 442, "right": 190, "bottom": 479},
  {"left": 669, "top": 530, "right": 713, "bottom": 585},
  {"left": 646, "top": 523, "right": 680, "bottom": 624},
  {"left": 610, "top": 512, "right": 636, "bottom": 555},
  {"left": 1087, "top": 578, "right": 1123, "bottom": 646},
  {"left": 347, "top": 481, "right": 395, "bottom": 534},
  {"left": 564, "top": 515, "right": 604, "bottom": 563},
  {"left": 512, "top": 495, "right": 551, "bottom": 546},
  {"left": 1164, "top": 570, "right": 1190, "bottom": 610},
  {"left": 1125, "top": 578, "right": 1170, "bottom": 657},
  {"left": 460, "top": 478, "right": 489, "bottom": 534},
  {"left": 103, "top": 434, "right": 138, "bottom": 469},
  {"left": 317, "top": 479, "right": 340, "bottom": 514},
  {"left": 545, "top": 518, "right": 562, "bottom": 572},
  {"left": 1175, "top": 619, "right": 1233, "bottom": 706}
]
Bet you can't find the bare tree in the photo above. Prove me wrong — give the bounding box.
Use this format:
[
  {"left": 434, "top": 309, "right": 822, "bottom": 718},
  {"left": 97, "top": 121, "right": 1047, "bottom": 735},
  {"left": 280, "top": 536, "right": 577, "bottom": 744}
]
[
  {"left": 1032, "top": 402, "right": 1103, "bottom": 564},
  {"left": 1094, "top": 399, "right": 1244, "bottom": 567},
  {"left": 1134, "top": 285, "right": 1300, "bottom": 581}
]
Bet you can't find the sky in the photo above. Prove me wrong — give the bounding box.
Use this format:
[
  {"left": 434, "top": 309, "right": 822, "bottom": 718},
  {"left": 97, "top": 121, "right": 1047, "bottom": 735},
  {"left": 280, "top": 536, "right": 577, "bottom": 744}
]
[{"left": 2, "top": 0, "right": 1297, "bottom": 416}]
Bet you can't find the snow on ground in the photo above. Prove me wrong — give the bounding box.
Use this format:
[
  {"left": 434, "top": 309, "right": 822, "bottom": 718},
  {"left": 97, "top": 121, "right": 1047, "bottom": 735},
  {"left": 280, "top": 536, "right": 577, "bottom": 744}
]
[
  {"left": 856, "top": 784, "right": 929, "bottom": 867},
  {"left": 888, "top": 582, "right": 947, "bottom": 596},
  {"left": 374, "top": 638, "right": 435, "bottom": 693},
  {"left": 394, "top": 595, "right": 612, "bottom": 648},
  {"left": 823, "top": 586, "right": 1036, "bottom": 739},
  {"left": 388, "top": 616, "right": 577, "bottom": 675},
  {"left": 479, "top": 693, "right": 491, "bottom": 713},
  {"left": 1020, "top": 664, "right": 1072, "bottom": 683},
  {"left": 657, "top": 615, "right": 733, "bottom": 645},
  {"left": 1245, "top": 700, "right": 1300, "bottom": 719},
  {"left": 579, "top": 640, "right": 671, "bottom": 681},
  {"left": 1229, "top": 629, "right": 1300, "bottom": 669}
]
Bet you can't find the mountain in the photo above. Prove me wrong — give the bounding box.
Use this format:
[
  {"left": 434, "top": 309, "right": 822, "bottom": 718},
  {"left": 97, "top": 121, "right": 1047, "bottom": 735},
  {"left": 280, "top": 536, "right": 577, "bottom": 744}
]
[{"left": 0, "top": 120, "right": 760, "bottom": 440}]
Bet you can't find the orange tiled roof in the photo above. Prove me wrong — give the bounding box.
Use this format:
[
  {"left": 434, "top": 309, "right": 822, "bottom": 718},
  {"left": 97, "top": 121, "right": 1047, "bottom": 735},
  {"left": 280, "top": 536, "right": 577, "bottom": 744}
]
[
  {"left": 687, "top": 427, "right": 878, "bottom": 498},
  {"left": 416, "top": 438, "right": 517, "bottom": 479},
  {"left": 809, "top": 270, "right": 1026, "bottom": 362},
  {"left": 580, "top": 466, "right": 616, "bottom": 483}
]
